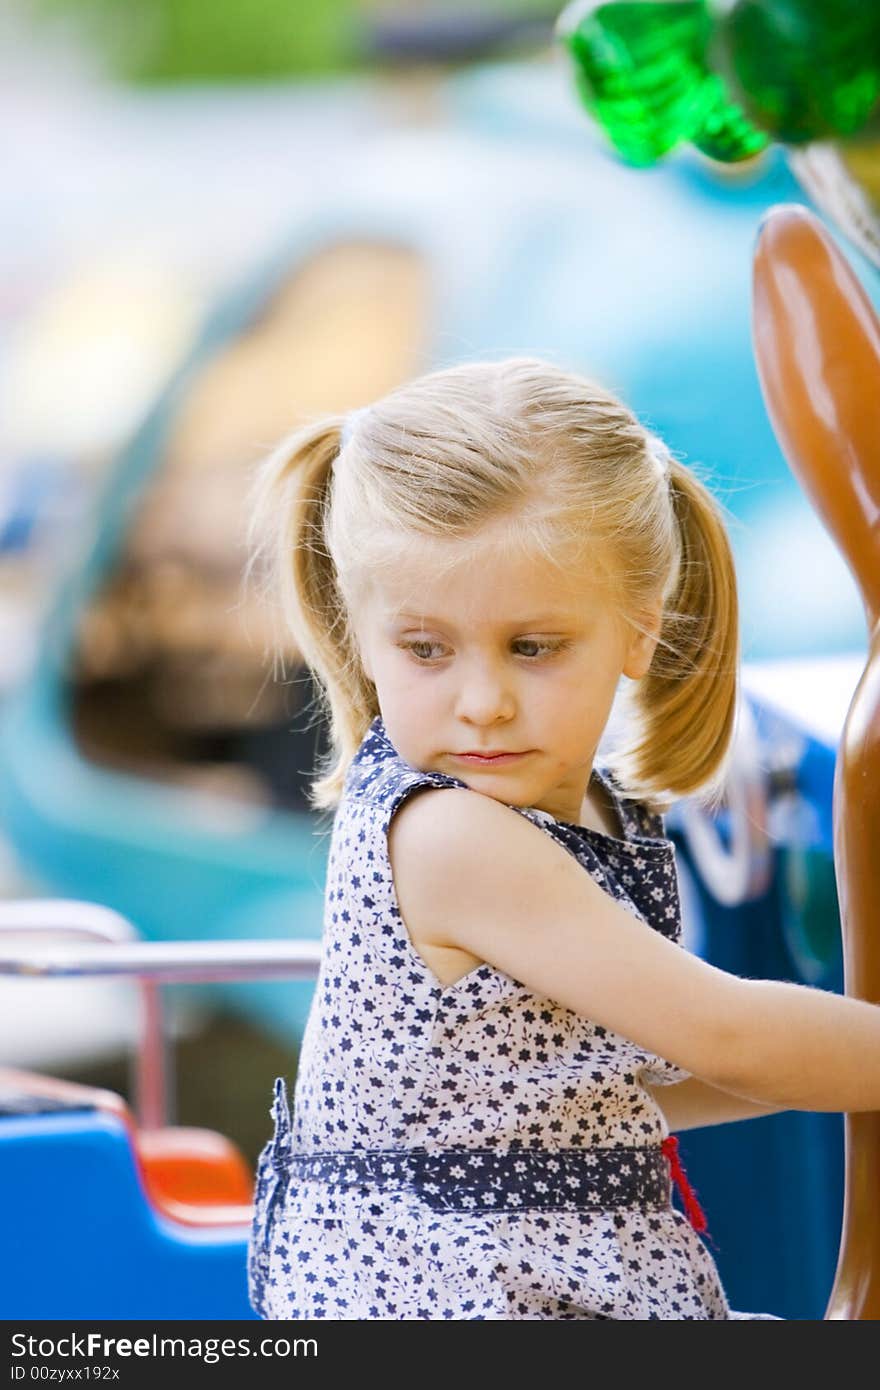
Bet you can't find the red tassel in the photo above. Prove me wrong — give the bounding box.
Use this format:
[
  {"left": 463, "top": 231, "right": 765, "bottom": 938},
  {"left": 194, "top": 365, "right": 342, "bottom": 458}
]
[{"left": 661, "top": 1135, "right": 708, "bottom": 1235}]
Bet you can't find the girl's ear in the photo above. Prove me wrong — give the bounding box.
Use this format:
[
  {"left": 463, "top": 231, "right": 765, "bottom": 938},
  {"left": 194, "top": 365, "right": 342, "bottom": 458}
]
[{"left": 622, "top": 601, "right": 663, "bottom": 680}]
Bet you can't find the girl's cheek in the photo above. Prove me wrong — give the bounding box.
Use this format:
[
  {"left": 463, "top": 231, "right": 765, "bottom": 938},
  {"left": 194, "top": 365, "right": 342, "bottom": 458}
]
[{"left": 396, "top": 665, "right": 437, "bottom": 697}]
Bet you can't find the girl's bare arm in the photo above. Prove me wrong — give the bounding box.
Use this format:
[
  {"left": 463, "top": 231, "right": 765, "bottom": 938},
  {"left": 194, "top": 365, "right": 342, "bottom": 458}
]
[
  {"left": 644, "top": 1079, "right": 787, "bottom": 1131},
  {"left": 389, "top": 787, "right": 880, "bottom": 1113}
]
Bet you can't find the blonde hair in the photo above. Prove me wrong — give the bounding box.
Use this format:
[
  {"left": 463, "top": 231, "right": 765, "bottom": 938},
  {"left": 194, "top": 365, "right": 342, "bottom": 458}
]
[{"left": 244, "top": 357, "right": 739, "bottom": 816}]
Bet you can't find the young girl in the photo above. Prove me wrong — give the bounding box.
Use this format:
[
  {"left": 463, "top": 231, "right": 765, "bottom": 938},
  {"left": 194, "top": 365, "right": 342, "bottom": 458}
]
[{"left": 244, "top": 357, "right": 880, "bottom": 1320}]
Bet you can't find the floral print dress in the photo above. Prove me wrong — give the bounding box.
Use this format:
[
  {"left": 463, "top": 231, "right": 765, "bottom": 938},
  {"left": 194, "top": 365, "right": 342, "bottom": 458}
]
[{"left": 248, "top": 715, "right": 771, "bottom": 1319}]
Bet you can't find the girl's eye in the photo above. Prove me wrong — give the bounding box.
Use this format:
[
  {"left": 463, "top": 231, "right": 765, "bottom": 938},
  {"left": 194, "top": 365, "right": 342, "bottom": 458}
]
[
  {"left": 399, "top": 638, "right": 569, "bottom": 662},
  {"left": 513, "top": 638, "right": 568, "bottom": 659},
  {"left": 401, "top": 640, "right": 446, "bottom": 662}
]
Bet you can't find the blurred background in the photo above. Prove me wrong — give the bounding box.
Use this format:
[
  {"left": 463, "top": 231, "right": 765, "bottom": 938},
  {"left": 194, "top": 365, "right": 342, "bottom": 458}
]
[
  {"left": 0, "top": 0, "right": 574, "bottom": 1176},
  {"left": 2, "top": 0, "right": 878, "bottom": 1319}
]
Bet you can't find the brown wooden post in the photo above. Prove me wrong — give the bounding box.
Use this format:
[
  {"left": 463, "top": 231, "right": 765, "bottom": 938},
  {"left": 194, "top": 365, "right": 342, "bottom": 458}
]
[{"left": 752, "top": 204, "right": 880, "bottom": 1319}]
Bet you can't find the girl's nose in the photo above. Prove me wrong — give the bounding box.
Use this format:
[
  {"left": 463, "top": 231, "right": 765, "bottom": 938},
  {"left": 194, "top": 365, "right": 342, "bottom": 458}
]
[{"left": 454, "top": 665, "right": 516, "bottom": 724}]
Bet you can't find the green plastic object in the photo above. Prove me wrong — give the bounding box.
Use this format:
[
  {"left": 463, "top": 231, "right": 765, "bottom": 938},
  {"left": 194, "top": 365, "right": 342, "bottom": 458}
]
[
  {"left": 722, "top": 0, "right": 880, "bottom": 144},
  {"left": 557, "top": 0, "right": 880, "bottom": 165},
  {"left": 557, "top": 1, "right": 767, "bottom": 164}
]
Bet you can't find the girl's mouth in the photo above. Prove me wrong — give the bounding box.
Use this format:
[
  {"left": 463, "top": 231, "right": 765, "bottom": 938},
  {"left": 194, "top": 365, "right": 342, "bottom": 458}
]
[{"left": 452, "top": 751, "right": 530, "bottom": 766}]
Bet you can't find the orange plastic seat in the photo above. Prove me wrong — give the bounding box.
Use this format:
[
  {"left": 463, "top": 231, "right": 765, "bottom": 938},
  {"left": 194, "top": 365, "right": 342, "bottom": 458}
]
[
  {"left": 0, "top": 1066, "right": 253, "bottom": 1227},
  {"left": 136, "top": 1126, "right": 253, "bottom": 1208}
]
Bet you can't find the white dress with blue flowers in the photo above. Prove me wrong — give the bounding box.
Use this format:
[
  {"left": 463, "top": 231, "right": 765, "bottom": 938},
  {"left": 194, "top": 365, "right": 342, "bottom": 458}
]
[{"left": 248, "top": 714, "right": 763, "bottom": 1319}]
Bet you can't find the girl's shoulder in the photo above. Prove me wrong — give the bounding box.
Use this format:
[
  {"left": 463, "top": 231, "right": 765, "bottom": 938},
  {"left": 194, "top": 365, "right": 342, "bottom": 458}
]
[
  {"left": 344, "top": 717, "right": 670, "bottom": 851},
  {"left": 342, "top": 715, "right": 472, "bottom": 826}
]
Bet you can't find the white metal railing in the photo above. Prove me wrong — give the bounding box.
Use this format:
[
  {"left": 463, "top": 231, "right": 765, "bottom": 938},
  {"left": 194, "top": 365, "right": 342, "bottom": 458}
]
[{"left": 0, "top": 900, "right": 321, "bottom": 1129}]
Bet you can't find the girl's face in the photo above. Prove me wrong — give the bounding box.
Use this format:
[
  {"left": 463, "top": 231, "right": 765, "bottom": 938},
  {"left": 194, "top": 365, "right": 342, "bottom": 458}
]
[{"left": 354, "top": 529, "right": 661, "bottom": 825}]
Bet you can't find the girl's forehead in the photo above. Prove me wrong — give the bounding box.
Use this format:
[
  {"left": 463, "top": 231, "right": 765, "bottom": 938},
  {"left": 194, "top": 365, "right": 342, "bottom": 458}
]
[{"left": 365, "top": 532, "right": 615, "bottom": 624}]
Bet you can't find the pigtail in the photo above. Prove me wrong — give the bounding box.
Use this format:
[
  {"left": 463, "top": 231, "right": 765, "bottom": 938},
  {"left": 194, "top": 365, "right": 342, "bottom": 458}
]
[
  {"left": 621, "top": 460, "right": 740, "bottom": 813},
  {"left": 243, "top": 416, "right": 379, "bottom": 815}
]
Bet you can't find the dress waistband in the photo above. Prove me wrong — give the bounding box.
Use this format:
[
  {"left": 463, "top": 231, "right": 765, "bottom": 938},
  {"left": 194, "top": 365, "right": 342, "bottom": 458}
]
[
  {"left": 268, "top": 1080, "right": 673, "bottom": 1215},
  {"left": 271, "top": 1142, "right": 673, "bottom": 1214}
]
